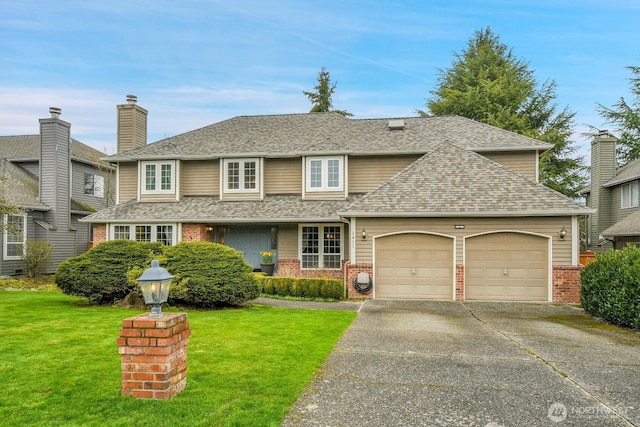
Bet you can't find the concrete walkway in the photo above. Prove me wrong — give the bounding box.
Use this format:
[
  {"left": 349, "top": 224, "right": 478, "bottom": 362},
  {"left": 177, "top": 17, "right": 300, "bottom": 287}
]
[{"left": 281, "top": 300, "right": 640, "bottom": 427}]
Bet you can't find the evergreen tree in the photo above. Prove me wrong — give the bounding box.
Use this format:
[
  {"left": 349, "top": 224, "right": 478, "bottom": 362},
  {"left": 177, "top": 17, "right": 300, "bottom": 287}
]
[
  {"left": 597, "top": 65, "right": 640, "bottom": 166},
  {"left": 303, "top": 67, "right": 353, "bottom": 117},
  {"left": 423, "top": 27, "right": 586, "bottom": 198}
]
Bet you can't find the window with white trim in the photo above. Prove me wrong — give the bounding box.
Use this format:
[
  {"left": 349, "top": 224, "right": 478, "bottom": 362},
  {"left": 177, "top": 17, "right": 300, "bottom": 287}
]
[
  {"left": 3, "top": 214, "right": 26, "bottom": 260},
  {"left": 300, "top": 224, "right": 342, "bottom": 269},
  {"left": 622, "top": 181, "right": 639, "bottom": 208},
  {"left": 141, "top": 161, "right": 175, "bottom": 194},
  {"left": 223, "top": 159, "right": 259, "bottom": 193},
  {"left": 111, "top": 224, "right": 175, "bottom": 245},
  {"left": 306, "top": 157, "right": 343, "bottom": 192},
  {"left": 84, "top": 174, "right": 104, "bottom": 198}
]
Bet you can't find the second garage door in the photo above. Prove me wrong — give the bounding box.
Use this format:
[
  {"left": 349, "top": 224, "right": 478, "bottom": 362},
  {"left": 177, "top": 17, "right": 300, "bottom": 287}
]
[
  {"left": 465, "top": 232, "right": 549, "bottom": 301},
  {"left": 375, "top": 233, "right": 454, "bottom": 299}
]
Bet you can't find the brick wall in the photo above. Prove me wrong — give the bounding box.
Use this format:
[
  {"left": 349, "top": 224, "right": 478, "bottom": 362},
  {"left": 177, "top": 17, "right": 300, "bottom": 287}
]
[
  {"left": 92, "top": 223, "right": 106, "bottom": 245},
  {"left": 456, "top": 264, "right": 464, "bottom": 300},
  {"left": 182, "top": 223, "right": 214, "bottom": 242},
  {"left": 346, "top": 263, "right": 374, "bottom": 299},
  {"left": 552, "top": 265, "right": 582, "bottom": 303},
  {"left": 118, "top": 313, "right": 191, "bottom": 399},
  {"left": 275, "top": 259, "right": 345, "bottom": 280}
]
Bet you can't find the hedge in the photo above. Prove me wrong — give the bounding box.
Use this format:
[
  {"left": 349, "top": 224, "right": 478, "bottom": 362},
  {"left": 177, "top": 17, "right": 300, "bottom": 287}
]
[
  {"left": 580, "top": 245, "right": 640, "bottom": 329},
  {"left": 259, "top": 276, "right": 344, "bottom": 300},
  {"left": 55, "top": 240, "right": 163, "bottom": 304}
]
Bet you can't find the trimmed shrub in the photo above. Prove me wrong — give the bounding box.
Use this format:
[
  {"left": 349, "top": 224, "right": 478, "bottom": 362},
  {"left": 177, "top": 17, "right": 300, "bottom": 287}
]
[
  {"left": 55, "top": 240, "right": 163, "bottom": 304},
  {"left": 260, "top": 277, "right": 344, "bottom": 299},
  {"left": 22, "top": 240, "right": 52, "bottom": 277},
  {"left": 581, "top": 245, "right": 640, "bottom": 329},
  {"left": 164, "top": 242, "right": 259, "bottom": 307}
]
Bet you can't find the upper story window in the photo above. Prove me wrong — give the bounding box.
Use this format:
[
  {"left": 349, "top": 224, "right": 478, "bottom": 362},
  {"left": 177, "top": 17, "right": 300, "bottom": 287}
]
[
  {"left": 141, "top": 161, "right": 175, "bottom": 194},
  {"left": 622, "top": 181, "right": 639, "bottom": 208},
  {"left": 224, "top": 159, "right": 259, "bottom": 193},
  {"left": 306, "top": 156, "right": 343, "bottom": 192},
  {"left": 84, "top": 173, "right": 104, "bottom": 198},
  {"left": 3, "top": 214, "right": 26, "bottom": 260}
]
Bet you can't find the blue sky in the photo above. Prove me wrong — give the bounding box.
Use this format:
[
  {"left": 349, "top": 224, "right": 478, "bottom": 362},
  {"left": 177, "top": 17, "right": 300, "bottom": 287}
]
[{"left": 1, "top": 0, "right": 639, "bottom": 156}]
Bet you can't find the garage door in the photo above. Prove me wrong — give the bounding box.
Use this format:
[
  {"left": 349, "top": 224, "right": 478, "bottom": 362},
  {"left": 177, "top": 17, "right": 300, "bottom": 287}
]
[
  {"left": 465, "top": 232, "right": 549, "bottom": 301},
  {"left": 375, "top": 233, "right": 454, "bottom": 299}
]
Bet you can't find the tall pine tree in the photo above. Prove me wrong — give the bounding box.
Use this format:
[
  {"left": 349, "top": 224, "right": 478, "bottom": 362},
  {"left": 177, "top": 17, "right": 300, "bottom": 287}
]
[
  {"left": 303, "top": 67, "right": 353, "bottom": 117},
  {"left": 423, "top": 27, "right": 586, "bottom": 198},
  {"left": 597, "top": 65, "right": 640, "bottom": 166}
]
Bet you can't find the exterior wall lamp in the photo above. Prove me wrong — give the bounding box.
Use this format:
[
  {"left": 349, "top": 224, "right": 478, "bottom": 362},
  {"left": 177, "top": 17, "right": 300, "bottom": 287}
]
[
  {"left": 361, "top": 227, "right": 367, "bottom": 240},
  {"left": 559, "top": 226, "right": 567, "bottom": 240},
  {"left": 136, "top": 259, "right": 174, "bottom": 317},
  {"left": 205, "top": 225, "right": 213, "bottom": 232}
]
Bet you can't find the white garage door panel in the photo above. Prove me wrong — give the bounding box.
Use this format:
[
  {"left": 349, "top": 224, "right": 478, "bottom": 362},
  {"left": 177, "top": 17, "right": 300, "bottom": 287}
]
[
  {"left": 375, "top": 233, "right": 454, "bottom": 300},
  {"left": 465, "top": 232, "right": 549, "bottom": 301}
]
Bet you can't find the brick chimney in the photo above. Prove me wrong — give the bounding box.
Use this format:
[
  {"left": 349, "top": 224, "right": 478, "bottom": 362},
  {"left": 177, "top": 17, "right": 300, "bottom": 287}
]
[
  {"left": 117, "top": 95, "right": 148, "bottom": 153},
  {"left": 39, "top": 107, "right": 71, "bottom": 230}
]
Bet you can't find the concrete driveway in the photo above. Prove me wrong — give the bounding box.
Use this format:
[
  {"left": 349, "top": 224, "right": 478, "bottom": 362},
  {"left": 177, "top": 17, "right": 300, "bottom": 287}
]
[{"left": 282, "top": 300, "right": 640, "bottom": 426}]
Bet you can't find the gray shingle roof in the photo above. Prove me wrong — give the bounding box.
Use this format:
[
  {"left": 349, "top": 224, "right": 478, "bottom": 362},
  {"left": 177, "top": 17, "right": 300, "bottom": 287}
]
[
  {"left": 106, "top": 113, "right": 552, "bottom": 161},
  {"left": 602, "top": 210, "right": 640, "bottom": 236},
  {"left": 0, "top": 159, "right": 48, "bottom": 210},
  {"left": 0, "top": 135, "right": 112, "bottom": 168},
  {"left": 339, "top": 143, "right": 593, "bottom": 217},
  {"left": 603, "top": 157, "right": 640, "bottom": 187},
  {"left": 80, "top": 194, "right": 364, "bottom": 223}
]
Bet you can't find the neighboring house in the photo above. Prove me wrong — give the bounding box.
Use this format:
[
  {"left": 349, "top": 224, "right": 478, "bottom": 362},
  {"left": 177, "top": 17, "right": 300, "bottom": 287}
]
[
  {"left": 582, "top": 131, "right": 640, "bottom": 251},
  {"left": 83, "top": 96, "right": 592, "bottom": 302},
  {"left": 0, "top": 108, "right": 115, "bottom": 275}
]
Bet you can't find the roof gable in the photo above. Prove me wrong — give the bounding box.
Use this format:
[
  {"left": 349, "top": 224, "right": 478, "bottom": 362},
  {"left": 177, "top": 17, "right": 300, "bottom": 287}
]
[{"left": 339, "top": 143, "right": 591, "bottom": 216}]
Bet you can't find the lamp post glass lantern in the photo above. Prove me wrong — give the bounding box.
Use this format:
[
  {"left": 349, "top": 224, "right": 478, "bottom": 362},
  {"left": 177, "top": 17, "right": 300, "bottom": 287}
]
[{"left": 136, "top": 259, "right": 173, "bottom": 317}]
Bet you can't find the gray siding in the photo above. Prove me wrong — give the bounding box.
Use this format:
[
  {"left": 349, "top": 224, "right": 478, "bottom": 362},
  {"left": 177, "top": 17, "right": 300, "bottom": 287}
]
[{"left": 71, "top": 161, "right": 115, "bottom": 210}]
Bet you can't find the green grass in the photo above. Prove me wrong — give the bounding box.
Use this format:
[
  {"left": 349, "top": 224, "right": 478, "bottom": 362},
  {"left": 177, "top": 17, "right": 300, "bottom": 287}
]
[{"left": 0, "top": 291, "right": 356, "bottom": 426}]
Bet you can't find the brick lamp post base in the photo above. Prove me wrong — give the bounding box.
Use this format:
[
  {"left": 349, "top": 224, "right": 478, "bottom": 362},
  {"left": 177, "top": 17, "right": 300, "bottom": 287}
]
[{"left": 117, "top": 313, "right": 191, "bottom": 399}]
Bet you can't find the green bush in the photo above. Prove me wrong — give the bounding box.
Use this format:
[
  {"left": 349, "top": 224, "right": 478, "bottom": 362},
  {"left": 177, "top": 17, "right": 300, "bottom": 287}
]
[
  {"left": 580, "top": 245, "right": 640, "bottom": 329},
  {"left": 55, "top": 240, "right": 163, "bottom": 304},
  {"left": 22, "top": 240, "right": 52, "bottom": 277},
  {"left": 258, "top": 276, "right": 344, "bottom": 300},
  {"left": 164, "top": 242, "right": 259, "bottom": 307}
]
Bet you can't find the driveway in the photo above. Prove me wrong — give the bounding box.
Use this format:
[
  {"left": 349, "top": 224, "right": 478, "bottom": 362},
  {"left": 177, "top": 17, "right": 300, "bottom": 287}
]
[{"left": 282, "top": 300, "right": 640, "bottom": 426}]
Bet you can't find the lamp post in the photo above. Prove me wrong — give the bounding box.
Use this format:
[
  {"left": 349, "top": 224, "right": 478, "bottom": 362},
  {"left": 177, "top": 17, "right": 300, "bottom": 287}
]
[{"left": 136, "top": 259, "right": 173, "bottom": 318}]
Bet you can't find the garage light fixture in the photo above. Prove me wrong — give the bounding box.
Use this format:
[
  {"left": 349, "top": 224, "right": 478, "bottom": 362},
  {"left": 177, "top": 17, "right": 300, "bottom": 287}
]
[
  {"left": 559, "top": 226, "right": 567, "bottom": 240},
  {"left": 361, "top": 228, "right": 367, "bottom": 240}
]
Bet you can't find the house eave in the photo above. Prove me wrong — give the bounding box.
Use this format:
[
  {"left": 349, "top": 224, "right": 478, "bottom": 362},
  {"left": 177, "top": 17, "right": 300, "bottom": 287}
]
[{"left": 338, "top": 209, "right": 595, "bottom": 218}]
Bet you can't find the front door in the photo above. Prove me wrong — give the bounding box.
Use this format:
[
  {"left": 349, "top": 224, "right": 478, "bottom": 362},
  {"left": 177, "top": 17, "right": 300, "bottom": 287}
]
[{"left": 224, "top": 225, "right": 274, "bottom": 269}]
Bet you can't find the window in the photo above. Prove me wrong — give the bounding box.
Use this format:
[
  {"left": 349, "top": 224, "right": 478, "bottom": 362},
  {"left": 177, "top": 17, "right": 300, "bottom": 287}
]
[
  {"left": 84, "top": 174, "right": 104, "bottom": 198},
  {"left": 300, "top": 224, "right": 342, "bottom": 269},
  {"left": 224, "top": 159, "right": 259, "bottom": 193},
  {"left": 622, "top": 181, "right": 639, "bottom": 208},
  {"left": 141, "top": 161, "right": 175, "bottom": 194},
  {"left": 111, "top": 224, "right": 175, "bottom": 245},
  {"left": 3, "top": 214, "right": 26, "bottom": 260},
  {"left": 306, "top": 157, "right": 343, "bottom": 192}
]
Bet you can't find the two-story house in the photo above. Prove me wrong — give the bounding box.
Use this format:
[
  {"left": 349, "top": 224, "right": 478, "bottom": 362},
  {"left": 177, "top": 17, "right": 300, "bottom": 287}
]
[
  {"left": 0, "top": 107, "right": 115, "bottom": 275},
  {"left": 84, "top": 96, "right": 591, "bottom": 302},
  {"left": 582, "top": 131, "right": 640, "bottom": 250}
]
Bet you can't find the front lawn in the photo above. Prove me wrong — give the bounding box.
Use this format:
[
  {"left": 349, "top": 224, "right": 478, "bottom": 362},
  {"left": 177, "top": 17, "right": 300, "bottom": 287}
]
[{"left": 0, "top": 291, "right": 356, "bottom": 426}]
